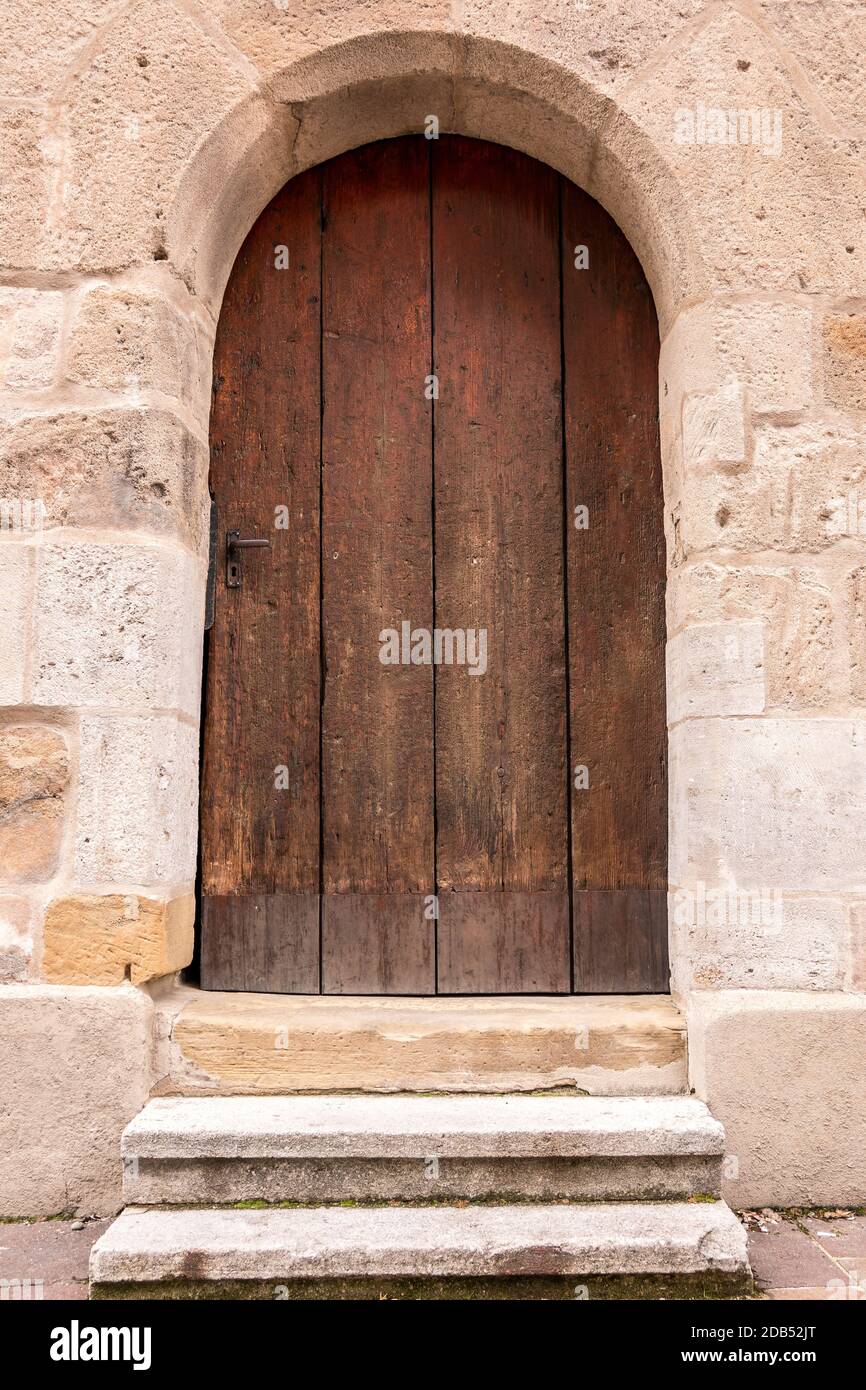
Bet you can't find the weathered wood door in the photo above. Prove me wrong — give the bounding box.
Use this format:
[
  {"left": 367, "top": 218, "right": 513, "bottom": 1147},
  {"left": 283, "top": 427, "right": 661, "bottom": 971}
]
[{"left": 200, "top": 136, "right": 667, "bottom": 996}]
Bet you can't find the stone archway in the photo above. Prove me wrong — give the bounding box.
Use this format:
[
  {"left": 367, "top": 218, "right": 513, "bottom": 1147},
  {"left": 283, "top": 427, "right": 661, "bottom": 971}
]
[{"left": 3, "top": 5, "right": 865, "bottom": 1216}]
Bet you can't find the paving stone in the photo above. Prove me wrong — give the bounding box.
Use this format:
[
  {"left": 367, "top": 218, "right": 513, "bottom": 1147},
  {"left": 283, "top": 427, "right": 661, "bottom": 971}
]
[
  {"left": 802, "top": 1214, "right": 866, "bottom": 1258},
  {"left": 0, "top": 1218, "right": 110, "bottom": 1300},
  {"left": 748, "top": 1222, "right": 841, "bottom": 1291}
]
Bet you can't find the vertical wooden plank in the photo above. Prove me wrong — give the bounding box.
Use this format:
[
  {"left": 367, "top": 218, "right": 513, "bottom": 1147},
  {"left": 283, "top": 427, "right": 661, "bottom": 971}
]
[
  {"left": 200, "top": 170, "right": 322, "bottom": 992},
  {"left": 320, "top": 137, "right": 435, "bottom": 993},
  {"left": 561, "top": 183, "right": 669, "bottom": 992},
  {"left": 433, "top": 137, "right": 570, "bottom": 994},
  {"left": 572, "top": 889, "right": 668, "bottom": 994}
]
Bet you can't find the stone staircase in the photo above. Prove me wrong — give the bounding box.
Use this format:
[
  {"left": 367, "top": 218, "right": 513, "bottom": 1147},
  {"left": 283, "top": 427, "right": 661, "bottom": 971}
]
[{"left": 89, "top": 1094, "right": 751, "bottom": 1298}]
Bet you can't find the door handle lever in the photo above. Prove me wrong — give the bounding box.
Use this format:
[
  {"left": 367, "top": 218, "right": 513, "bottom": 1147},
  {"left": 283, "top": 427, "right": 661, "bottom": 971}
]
[{"left": 226, "top": 529, "right": 270, "bottom": 588}]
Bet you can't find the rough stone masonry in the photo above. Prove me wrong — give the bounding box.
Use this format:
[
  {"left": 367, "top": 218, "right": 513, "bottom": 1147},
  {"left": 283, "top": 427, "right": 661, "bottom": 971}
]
[{"left": 0, "top": 0, "right": 864, "bottom": 1215}]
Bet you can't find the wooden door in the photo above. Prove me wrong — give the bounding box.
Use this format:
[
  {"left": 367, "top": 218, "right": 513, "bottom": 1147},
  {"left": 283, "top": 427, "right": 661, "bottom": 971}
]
[{"left": 200, "top": 135, "right": 667, "bottom": 996}]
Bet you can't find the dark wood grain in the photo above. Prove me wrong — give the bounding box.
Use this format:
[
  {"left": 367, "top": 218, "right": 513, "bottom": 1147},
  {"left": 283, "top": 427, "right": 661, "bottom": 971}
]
[
  {"left": 201, "top": 895, "right": 320, "bottom": 992},
  {"left": 432, "top": 137, "right": 570, "bottom": 993},
  {"left": 200, "top": 169, "right": 322, "bottom": 991},
  {"left": 437, "top": 891, "right": 570, "bottom": 994},
  {"left": 573, "top": 889, "right": 669, "bottom": 993},
  {"left": 320, "top": 138, "right": 435, "bottom": 993},
  {"left": 561, "top": 181, "right": 668, "bottom": 992}
]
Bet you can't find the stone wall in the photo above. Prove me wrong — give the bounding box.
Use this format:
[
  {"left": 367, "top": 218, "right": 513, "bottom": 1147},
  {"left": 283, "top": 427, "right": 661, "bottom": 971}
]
[{"left": 0, "top": 0, "right": 864, "bottom": 1213}]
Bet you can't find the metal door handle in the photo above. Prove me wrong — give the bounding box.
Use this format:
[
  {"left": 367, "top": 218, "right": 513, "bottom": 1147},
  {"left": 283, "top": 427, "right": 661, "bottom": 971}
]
[{"left": 226, "top": 529, "right": 270, "bottom": 588}]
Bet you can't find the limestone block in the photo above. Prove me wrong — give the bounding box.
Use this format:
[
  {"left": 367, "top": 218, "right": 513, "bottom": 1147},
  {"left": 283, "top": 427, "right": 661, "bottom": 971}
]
[
  {"left": 846, "top": 565, "right": 866, "bottom": 704},
  {"left": 0, "top": 546, "right": 34, "bottom": 704},
  {"left": 669, "top": 717, "right": 866, "bottom": 892},
  {"left": 0, "top": 0, "right": 120, "bottom": 100},
  {"left": 169, "top": 92, "right": 298, "bottom": 310},
  {"left": 0, "top": 107, "right": 54, "bottom": 270},
  {"left": 59, "top": 0, "right": 257, "bottom": 271},
  {"left": 757, "top": 419, "right": 866, "bottom": 550},
  {"left": 759, "top": 0, "right": 866, "bottom": 139},
  {"left": 682, "top": 380, "right": 746, "bottom": 468},
  {"left": 90, "top": 1200, "right": 748, "bottom": 1288},
  {"left": 661, "top": 300, "right": 813, "bottom": 415},
  {"left": 42, "top": 892, "right": 194, "bottom": 986},
  {"left": 680, "top": 418, "right": 866, "bottom": 556},
  {"left": 671, "top": 893, "right": 845, "bottom": 992},
  {"left": 206, "top": 0, "right": 455, "bottom": 86},
  {"left": 31, "top": 539, "right": 204, "bottom": 716},
  {"left": 0, "top": 408, "right": 210, "bottom": 553},
  {"left": 821, "top": 312, "right": 866, "bottom": 411},
  {"left": 169, "top": 992, "right": 687, "bottom": 1096},
  {"left": 667, "top": 561, "right": 840, "bottom": 710},
  {"left": 290, "top": 68, "right": 456, "bottom": 175},
  {"left": 0, "top": 983, "right": 154, "bottom": 1216},
  {"left": 0, "top": 726, "right": 69, "bottom": 884},
  {"left": 74, "top": 714, "right": 198, "bottom": 887},
  {"left": 458, "top": 0, "right": 705, "bottom": 96},
  {"left": 689, "top": 990, "right": 866, "bottom": 1206},
  {"left": 666, "top": 620, "right": 765, "bottom": 723},
  {"left": 0, "top": 289, "right": 63, "bottom": 391},
  {"left": 851, "top": 903, "right": 866, "bottom": 991},
  {"left": 0, "top": 897, "right": 33, "bottom": 982},
  {"left": 612, "top": 8, "right": 865, "bottom": 304},
  {"left": 65, "top": 285, "right": 208, "bottom": 411}
]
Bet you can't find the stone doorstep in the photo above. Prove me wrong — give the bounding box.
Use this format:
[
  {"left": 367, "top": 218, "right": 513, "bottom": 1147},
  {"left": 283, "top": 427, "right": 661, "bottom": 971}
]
[
  {"left": 121, "top": 1095, "right": 724, "bottom": 1205},
  {"left": 128, "top": 1154, "right": 723, "bottom": 1206},
  {"left": 89, "top": 1202, "right": 750, "bottom": 1293},
  {"left": 123, "top": 1095, "right": 724, "bottom": 1159},
  {"left": 166, "top": 991, "right": 688, "bottom": 1096}
]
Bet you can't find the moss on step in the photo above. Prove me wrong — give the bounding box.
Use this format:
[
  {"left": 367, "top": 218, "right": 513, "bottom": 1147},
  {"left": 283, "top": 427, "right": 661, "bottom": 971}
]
[{"left": 91, "top": 1270, "right": 753, "bottom": 1301}]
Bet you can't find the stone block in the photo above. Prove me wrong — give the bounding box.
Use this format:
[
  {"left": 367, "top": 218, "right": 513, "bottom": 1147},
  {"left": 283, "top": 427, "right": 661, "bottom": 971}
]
[
  {"left": 89, "top": 1200, "right": 749, "bottom": 1289},
  {"left": 667, "top": 561, "right": 840, "bottom": 710},
  {"left": 31, "top": 538, "right": 204, "bottom": 716},
  {"left": 669, "top": 717, "right": 866, "bottom": 892},
  {"left": 0, "top": 726, "right": 69, "bottom": 884},
  {"left": 0, "top": 0, "right": 119, "bottom": 101},
  {"left": 0, "top": 983, "right": 154, "bottom": 1216},
  {"left": 850, "top": 903, "right": 866, "bottom": 991},
  {"left": 661, "top": 300, "right": 813, "bottom": 415},
  {"left": 843, "top": 565, "right": 866, "bottom": 704},
  {"left": 666, "top": 620, "right": 765, "bottom": 722},
  {"left": 0, "top": 897, "right": 33, "bottom": 982},
  {"left": 0, "top": 408, "right": 209, "bottom": 553},
  {"left": 42, "top": 892, "right": 194, "bottom": 985},
  {"left": 0, "top": 289, "right": 63, "bottom": 391},
  {"left": 208, "top": 0, "right": 455, "bottom": 86},
  {"left": 680, "top": 418, "right": 866, "bottom": 556},
  {"left": 613, "top": 7, "right": 865, "bottom": 303},
  {"left": 671, "top": 893, "right": 845, "bottom": 992},
  {"left": 65, "top": 285, "right": 208, "bottom": 414},
  {"left": 689, "top": 990, "right": 866, "bottom": 1206},
  {"left": 459, "top": 0, "right": 705, "bottom": 96},
  {"left": 758, "top": 1, "right": 866, "bottom": 139},
  {"left": 0, "top": 107, "right": 54, "bottom": 270},
  {"left": 821, "top": 312, "right": 866, "bottom": 411},
  {"left": 74, "top": 714, "right": 198, "bottom": 888},
  {"left": 682, "top": 381, "right": 746, "bottom": 467},
  {"left": 290, "top": 68, "right": 456, "bottom": 175},
  {"left": 0, "top": 545, "right": 34, "bottom": 704},
  {"left": 169, "top": 992, "right": 687, "bottom": 1096},
  {"left": 60, "top": 0, "right": 256, "bottom": 272}
]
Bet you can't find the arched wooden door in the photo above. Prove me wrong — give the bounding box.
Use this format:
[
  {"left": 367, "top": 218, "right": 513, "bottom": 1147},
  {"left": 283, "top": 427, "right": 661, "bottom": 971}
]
[{"left": 200, "top": 135, "right": 667, "bottom": 996}]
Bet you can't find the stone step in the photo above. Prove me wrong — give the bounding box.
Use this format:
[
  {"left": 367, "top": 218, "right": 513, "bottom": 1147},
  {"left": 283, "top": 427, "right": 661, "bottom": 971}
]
[
  {"left": 90, "top": 1201, "right": 750, "bottom": 1299},
  {"left": 122, "top": 1095, "right": 724, "bottom": 1203},
  {"left": 162, "top": 988, "right": 687, "bottom": 1095}
]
